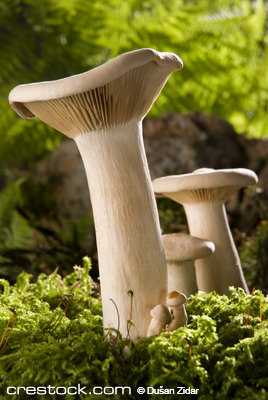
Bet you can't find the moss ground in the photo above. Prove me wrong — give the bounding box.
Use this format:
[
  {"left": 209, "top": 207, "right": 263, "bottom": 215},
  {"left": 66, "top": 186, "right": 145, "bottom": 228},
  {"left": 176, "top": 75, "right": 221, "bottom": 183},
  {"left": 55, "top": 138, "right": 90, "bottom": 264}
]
[{"left": 0, "top": 257, "right": 267, "bottom": 400}]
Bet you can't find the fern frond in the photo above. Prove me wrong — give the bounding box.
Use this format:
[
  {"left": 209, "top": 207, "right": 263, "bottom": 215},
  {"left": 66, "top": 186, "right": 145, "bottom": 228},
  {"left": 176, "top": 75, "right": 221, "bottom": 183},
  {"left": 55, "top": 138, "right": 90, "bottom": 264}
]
[{"left": 0, "top": 179, "right": 33, "bottom": 251}]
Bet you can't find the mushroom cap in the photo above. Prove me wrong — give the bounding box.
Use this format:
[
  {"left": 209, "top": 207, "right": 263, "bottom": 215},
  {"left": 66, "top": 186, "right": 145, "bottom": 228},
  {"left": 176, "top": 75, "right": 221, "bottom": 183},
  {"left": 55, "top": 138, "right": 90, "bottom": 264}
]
[
  {"left": 9, "top": 48, "right": 183, "bottom": 137},
  {"left": 150, "top": 304, "right": 172, "bottom": 324},
  {"left": 166, "top": 290, "right": 187, "bottom": 307},
  {"left": 163, "top": 232, "right": 215, "bottom": 262},
  {"left": 153, "top": 168, "right": 258, "bottom": 204}
]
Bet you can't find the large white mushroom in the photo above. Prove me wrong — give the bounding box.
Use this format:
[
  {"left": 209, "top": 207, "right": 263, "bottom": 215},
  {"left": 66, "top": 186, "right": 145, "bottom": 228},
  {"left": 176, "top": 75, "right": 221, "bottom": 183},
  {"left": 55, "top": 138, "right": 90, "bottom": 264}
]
[
  {"left": 153, "top": 168, "right": 258, "bottom": 296},
  {"left": 163, "top": 233, "right": 215, "bottom": 297},
  {"left": 9, "top": 48, "right": 183, "bottom": 341}
]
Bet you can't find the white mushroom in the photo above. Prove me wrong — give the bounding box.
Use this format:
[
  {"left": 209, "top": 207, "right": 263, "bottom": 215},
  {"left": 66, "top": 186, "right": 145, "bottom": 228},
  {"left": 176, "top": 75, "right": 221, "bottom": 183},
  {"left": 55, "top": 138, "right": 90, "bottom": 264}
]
[
  {"left": 166, "top": 290, "right": 187, "bottom": 331},
  {"left": 163, "top": 233, "right": 215, "bottom": 297},
  {"left": 153, "top": 168, "right": 258, "bottom": 296},
  {"left": 147, "top": 304, "right": 172, "bottom": 336},
  {"left": 9, "top": 48, "right": 183, "bottom": 341}
]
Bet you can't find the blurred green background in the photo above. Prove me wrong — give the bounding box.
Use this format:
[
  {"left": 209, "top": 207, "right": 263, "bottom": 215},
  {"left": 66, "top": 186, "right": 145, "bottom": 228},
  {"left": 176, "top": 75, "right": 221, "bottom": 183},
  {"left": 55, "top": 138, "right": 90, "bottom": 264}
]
[
  {"left": 1, "top": 0, "right": 267, "bottom": 167},
  {"left": 0, "top": 0, "right": 267, "bottom": 287}
]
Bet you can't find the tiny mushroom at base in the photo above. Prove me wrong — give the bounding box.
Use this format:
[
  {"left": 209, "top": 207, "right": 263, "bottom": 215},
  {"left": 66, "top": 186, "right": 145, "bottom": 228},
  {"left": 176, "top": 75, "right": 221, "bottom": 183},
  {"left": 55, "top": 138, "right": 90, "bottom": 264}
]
[
  {"left": 166, "top": 290, "right": 188, "bottom": 331},
  {"left": 153, "top": 168, "right": 258, "bottom": 296},
  {"left": 162, "top": 233, "right": 215, "bottom": 297},
  {"left": 9, "top": 48, "right": 183, "bottom": 341},
  {"left": 147, "top": 304, "right": 172, "bottom": 336}
]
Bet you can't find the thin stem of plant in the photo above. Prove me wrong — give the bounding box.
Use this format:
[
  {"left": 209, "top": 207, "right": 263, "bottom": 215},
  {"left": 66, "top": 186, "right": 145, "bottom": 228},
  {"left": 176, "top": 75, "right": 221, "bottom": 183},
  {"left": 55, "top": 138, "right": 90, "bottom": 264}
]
[
  {"left": 246, "top": 287, "right": 255, "bottom": 331},
  {"left": 0, "top": 315, "right": 13, "bottom": 348},
  {"left": 110, "top": 299, "right": 120, "bottom": 332},
  {"left": 0, "top": 307, "right": 17, "bottom": 355},
  {"left": 260, "top": 291, "right": 262, "bottom": 329},
  {"left": 127, "top": 290, "right": 133, "bottom": 339},
  {"left": 49, "top": 294, "right": 75, "bottom": 331},
  {"left": 184, "top": 337, "right": 192, "bottom": 359}
]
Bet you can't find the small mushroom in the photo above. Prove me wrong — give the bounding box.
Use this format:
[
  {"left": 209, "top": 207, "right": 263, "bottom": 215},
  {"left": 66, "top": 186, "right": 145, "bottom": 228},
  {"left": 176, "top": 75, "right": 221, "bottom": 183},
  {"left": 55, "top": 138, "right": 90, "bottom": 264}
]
[
  {"left": 147, "top": 305, "right": 172, "bottom": 336},
  {"left": 166, "top": 290, "right": 187, "bottom": 332},
  {"left": 153, "top": 168, "right": 258, "bottom": 295},
  {"left": 9, "top": 49, "right": 183, "bottom": 341},
  {"left": 163, "top": 233, "right": 215, "bottom": 297}
]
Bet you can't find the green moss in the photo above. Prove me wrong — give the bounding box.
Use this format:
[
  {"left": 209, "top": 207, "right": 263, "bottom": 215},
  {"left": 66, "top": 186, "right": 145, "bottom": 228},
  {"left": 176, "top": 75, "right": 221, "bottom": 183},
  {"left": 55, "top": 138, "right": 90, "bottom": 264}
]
[{"left": 0, "top": 262, "right": 267, "bottom": 400}]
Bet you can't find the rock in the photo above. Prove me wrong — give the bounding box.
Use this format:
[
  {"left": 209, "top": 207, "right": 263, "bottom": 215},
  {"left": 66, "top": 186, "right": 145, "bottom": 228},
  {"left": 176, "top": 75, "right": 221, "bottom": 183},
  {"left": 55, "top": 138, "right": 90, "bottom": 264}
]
[
  {"left": 42, "top": 140, "right": 91, "bottom": 221},
  {"left": 143, "top": 112, "right": 248, "bottom": 179}
]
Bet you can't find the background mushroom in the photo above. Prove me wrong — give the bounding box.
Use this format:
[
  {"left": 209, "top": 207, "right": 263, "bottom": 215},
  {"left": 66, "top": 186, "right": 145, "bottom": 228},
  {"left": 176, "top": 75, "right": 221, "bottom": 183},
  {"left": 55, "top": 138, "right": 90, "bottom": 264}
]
[
  {"left": 9, "top": 48, "right": 183, "bottom": 340},
  {"left": 153, "top": 168, "right": 258, "bottom": 295},
  {"left": 162, "top": 233, "right": 215, "bottom": 297},
  {"left": 166, "top": 290, "right": 187, "bottom": 331}
]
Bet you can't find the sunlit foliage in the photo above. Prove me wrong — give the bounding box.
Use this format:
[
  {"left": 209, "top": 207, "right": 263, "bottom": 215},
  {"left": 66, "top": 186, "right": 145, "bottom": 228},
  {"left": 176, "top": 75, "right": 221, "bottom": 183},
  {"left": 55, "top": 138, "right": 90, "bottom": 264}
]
[{"left": 0, "top": 0, "right": 267, "bottom": 168}]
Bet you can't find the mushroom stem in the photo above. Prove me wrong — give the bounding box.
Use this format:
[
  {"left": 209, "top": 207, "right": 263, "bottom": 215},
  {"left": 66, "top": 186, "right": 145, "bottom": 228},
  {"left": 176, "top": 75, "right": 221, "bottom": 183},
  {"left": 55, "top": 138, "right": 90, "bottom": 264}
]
[
  {"left": 75, "top": 120, "right": 167, "bottom": 340},
  {"left": 184, "top": 202, "right": 249, "bottom": 295},
  {"left": 166, "top": 306, "right": 188, "bottom": 332},
  {"left": 167, "top": 260, "right": 197, "bottom": 296}
]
